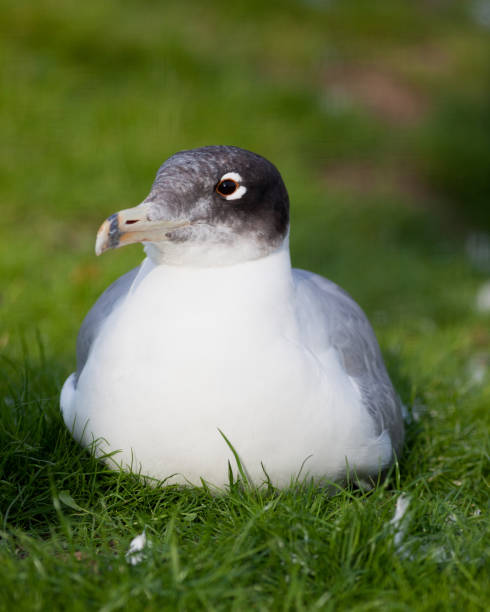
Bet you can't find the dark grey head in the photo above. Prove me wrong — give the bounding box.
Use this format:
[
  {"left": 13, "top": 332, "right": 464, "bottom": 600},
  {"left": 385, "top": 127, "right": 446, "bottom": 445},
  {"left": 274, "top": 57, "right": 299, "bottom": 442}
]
[{"left": 95, "top": 146, "right": 290, "bottom": 266}]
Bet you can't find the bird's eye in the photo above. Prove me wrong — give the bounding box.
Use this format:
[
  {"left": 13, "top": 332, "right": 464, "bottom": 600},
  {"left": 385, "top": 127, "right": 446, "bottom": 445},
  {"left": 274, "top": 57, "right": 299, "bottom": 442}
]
[{"left": 216, "top": 179, "right": 238, "bottom": 197}]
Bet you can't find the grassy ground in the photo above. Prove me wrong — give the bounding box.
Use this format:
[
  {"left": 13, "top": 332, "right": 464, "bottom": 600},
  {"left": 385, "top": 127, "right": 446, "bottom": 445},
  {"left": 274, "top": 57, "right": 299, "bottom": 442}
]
[{"left": 1, "top": 0, "right": 489, "bottom": 609}]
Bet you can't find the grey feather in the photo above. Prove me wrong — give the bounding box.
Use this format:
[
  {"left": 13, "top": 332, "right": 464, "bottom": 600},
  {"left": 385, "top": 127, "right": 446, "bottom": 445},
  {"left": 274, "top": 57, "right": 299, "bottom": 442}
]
[
  {"left": 294, "top": 269, "right": 404, "bottom": 456},
  {"left": 75, "top": 266, "right": 140, "bottom": 384}
]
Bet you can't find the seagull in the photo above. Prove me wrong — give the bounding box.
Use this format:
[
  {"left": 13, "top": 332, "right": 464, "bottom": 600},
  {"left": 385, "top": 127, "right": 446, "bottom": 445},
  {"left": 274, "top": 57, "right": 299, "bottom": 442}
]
[{"left": 60, "top": 145, "right": 404, "bottom": 488}]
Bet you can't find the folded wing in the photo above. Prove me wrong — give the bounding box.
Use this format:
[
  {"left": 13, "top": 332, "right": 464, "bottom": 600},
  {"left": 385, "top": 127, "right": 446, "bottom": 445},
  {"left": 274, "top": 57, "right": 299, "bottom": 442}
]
[
  {"left": 75, "top": 266, "right": 140, "bottom": 384},
  {"left": 293, "top": 268, "right": 404, "bottom": 457}
]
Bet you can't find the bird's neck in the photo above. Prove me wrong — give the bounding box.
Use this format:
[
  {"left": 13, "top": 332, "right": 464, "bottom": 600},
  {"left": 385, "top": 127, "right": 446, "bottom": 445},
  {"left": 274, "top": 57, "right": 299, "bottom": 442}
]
[
  {"left": 143, "top": 228, "right": 289, "bottom": 268},
  {"left": 131, "top": 238, "right": 295, "bottom": 313}
]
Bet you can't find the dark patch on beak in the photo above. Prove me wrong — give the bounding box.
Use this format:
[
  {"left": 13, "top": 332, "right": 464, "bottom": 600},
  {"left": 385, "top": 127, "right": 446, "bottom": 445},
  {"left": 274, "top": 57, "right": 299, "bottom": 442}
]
[{"left": 108, "top": 214, "right": 121, "bottom": 250}]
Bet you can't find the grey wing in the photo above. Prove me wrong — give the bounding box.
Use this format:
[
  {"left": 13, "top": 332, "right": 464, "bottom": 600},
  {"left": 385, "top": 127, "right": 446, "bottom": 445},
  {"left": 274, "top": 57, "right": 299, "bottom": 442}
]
[
  {"left": 294, "top": 268, "right": 404, "bottom": 456},
  {"left": 75, "top": 266, "right": 140, "bottom": 384}
]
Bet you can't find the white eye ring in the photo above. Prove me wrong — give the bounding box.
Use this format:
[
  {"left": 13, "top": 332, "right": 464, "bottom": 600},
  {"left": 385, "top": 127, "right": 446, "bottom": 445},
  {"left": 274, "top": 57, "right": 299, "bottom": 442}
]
[{"left": 218, "top": 172, "right": 247, "bottom": 200}]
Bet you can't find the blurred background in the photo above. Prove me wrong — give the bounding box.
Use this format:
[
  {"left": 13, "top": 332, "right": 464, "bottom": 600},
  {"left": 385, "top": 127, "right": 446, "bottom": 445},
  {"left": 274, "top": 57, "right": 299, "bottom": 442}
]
[{"left": 0, "top": 0, "right": 489, "bottom": 395}]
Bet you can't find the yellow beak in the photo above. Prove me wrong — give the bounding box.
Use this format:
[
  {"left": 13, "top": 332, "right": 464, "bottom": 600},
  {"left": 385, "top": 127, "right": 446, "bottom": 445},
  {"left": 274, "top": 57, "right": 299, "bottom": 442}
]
[{"left": 95, "top": 202, "right": 190, "bottom": 256}]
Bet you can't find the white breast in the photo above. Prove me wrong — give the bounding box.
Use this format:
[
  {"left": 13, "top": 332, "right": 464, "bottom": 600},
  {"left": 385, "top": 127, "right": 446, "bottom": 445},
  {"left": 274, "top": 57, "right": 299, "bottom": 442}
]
[{"left": 62, "top": 244, "right": 391, "bottom": 487}]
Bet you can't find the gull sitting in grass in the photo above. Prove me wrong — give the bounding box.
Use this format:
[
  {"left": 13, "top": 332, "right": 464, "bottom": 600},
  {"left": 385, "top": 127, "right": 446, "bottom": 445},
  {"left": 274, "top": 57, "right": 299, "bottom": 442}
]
[{"left": 60, "top": 146, "right": 404, "bottom": 488}]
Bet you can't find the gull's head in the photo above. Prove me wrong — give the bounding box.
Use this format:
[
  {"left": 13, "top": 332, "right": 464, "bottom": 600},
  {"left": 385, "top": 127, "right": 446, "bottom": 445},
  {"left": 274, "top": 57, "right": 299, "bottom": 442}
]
[{"left": 95, "top": 146, "right": 290, "bottom": 266}]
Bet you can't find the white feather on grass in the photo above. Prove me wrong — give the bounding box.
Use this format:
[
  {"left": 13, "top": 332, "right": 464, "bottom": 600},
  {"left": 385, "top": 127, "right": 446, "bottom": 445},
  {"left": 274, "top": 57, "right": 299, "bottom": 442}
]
[
  {"left": 125, "top": 530, "right": 149, "bottom": 566},
  {"left": 390, "top": 494, "right": 410, "bottom": 550}
]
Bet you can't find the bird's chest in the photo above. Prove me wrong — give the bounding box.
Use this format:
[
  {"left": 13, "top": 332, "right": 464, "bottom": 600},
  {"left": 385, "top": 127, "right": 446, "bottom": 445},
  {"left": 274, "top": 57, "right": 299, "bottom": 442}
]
[{"left": 85, "top": 268, "right": 309, "bottom": 413}]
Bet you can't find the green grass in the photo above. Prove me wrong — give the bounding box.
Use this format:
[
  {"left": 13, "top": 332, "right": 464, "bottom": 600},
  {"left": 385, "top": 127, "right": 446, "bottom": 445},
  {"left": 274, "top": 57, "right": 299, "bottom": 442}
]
[{"left": 1, "top": 0, "right": 489, "bottom": 609}]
